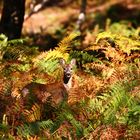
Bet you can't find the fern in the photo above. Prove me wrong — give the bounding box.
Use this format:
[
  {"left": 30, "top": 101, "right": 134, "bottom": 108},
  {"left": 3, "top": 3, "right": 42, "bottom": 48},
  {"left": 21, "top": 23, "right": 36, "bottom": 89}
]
[
  {"left": 63, "top": 111, "right": 84, "bottom": 138},
  {"left": 48, "top": 104, "right": 84, "bottom": 138},
  {"left": 75, "top": 62, "right": 140, "bottom": 139},
  {"left": 96, "top": 31, "right": 140, "bottom": 55},
  {"left": 87, "top": 77, "right": 140, "bottom": 126},
  {"left": 70, "top": 50, "right": 100, "bottom": 66},
  {"left": 0, "top": 80, "right": 12, "bottom": 96},
  {"left": 16, "top": 119, "right": 53, "bottom": 138},
  {"left": 0, "top": 34, "right": 8, "bottom": 61},
  {"left": 33, "top": 32, "right": 80, "bottom": 74},
  {"left": 108, "top": 21, "right": 137, "bottom": 38},
  {"left": 50, "top": 113, "right": 65, "bottom": 134},
  {"left": 0, "top": 20, "right": 140, "bottom": 139},
  {"left": 56, "top": 31, "right": 80, "bottom": 53},
  {"left": 0, "top": 123, "right": 9, "bottom": 136},
  {"left": 23, "top": 103, "right": 42, "bottom": 123},
  {"left": 17, "top": 123, "right": 35, "bottom": 138},
  {"left": 38, "top": 120, "right": 54, "bottom": 130},
  {"left": 0, "top": 34, "right": 39, "bottom": 62}
]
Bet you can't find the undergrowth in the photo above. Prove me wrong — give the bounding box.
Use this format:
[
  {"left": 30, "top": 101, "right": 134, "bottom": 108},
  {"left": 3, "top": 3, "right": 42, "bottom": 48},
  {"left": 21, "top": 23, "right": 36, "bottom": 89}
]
[{"left": 0, "top": 21, "right": 140, "bottom": 139}]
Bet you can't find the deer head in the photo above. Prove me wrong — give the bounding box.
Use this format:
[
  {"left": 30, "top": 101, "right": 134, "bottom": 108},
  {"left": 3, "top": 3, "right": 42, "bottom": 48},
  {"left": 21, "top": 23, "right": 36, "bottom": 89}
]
[{"left": 60, "top": 58, "right": 76, "bottom": 85}]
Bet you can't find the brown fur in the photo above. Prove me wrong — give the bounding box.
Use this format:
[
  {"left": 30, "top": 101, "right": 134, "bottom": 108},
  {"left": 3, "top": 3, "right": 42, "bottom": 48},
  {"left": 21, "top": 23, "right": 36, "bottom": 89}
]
[{"left": 22, "top": 82, "right": 68, "bottom": 106}]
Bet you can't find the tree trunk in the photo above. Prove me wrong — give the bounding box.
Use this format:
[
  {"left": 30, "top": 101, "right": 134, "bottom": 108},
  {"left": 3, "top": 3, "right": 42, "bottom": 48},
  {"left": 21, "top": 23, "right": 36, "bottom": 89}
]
[{"left": 0, "top": 0, "right": 25, "bottom": 40}]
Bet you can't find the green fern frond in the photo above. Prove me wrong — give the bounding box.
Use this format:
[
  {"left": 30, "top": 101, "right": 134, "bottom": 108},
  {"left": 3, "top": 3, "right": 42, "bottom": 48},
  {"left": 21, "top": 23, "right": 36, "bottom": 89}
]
[
  {"left": 17, "top": 123, "right": 35, "bottom": 138},
  {"left": 8, "top": 38, "right": 26, "bottom": 45},
  {"left": 3, "top": 45, "right": 39, "bottom": 61},
  {"left": 107, "top": 21, "right": 136, "bottom": 37},
  {"left": 32, "top": 32, "right": 80, "bottom": 74},
  {"left": 0, "top": 34, "right": 39, "bottom": 62},
  {"left": 16, "top": 119, "right": 53, "bottom": 138},
  {"left": 83, "top": 64, "right": 140, "bottom": 132},
  {"left": 63, "top": 111, "right": 84, "bottom": 138},
  {"left": 50, "top": 112, "right": 65, "bottom": 133},
  {"left": 70, "top": 50, "right": 99, "bottom": 65},
  {"left": 32, "top": 51, "right": 65, "bottom": 76},
  {"left": 0, "top": 123, "right": 10, "bottom": 138},
  {"left": 38, "top": 120, "right": 54, "bottom": 130}
]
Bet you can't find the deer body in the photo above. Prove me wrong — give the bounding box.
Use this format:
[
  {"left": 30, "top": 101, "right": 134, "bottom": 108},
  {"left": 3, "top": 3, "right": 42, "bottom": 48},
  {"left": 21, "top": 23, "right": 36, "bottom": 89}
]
[{"left": 21, "top": 59, "right": 76, "bottom": 106}]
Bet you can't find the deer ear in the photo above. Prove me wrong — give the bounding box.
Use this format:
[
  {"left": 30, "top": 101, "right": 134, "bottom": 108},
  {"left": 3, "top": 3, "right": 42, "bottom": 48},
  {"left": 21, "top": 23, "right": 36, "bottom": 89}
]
[
  {"left": 59, "top": 58, "right": 66, "bottom": 67},
  {"left": 70, "top": 58, "right": 76, "bottom": 66}
]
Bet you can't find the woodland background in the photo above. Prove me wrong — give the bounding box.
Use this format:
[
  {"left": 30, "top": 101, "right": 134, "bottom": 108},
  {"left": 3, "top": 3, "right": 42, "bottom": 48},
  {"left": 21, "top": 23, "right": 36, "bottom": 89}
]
[{"left": 0, "top": 0, "right": 140, "bottom": 139}]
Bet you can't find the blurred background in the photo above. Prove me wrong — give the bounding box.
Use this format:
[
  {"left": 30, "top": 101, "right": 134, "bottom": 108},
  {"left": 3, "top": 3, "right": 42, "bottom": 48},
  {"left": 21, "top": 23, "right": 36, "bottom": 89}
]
[{"left": 1, "top": 0, "right": 140, "bottom": 50}]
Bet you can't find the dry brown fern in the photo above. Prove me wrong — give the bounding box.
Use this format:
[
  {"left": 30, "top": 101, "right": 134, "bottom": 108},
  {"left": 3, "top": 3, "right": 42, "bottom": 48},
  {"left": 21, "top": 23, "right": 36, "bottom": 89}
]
[
  {"left": 68, "top": 71, "right": 104, "bottom": 104},
  {"left": 23, "top": 103, "right": 42, "bottom": 122}
]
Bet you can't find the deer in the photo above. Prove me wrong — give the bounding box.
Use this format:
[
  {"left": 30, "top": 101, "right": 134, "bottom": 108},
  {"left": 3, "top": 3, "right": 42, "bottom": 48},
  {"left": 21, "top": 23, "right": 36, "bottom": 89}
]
[{"left": 21, "top": 58, "right": 76, "bottom": 106}]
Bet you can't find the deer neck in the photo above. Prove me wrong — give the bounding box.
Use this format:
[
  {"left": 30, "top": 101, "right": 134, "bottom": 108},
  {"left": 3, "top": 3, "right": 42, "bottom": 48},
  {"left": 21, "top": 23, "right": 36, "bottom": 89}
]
[{"left": 63, "top": 76, "right": 73, "bottom": 90}]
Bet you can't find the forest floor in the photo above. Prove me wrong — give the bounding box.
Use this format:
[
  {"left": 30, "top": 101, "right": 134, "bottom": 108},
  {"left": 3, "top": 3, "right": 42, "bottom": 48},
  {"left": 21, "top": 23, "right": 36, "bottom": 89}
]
[
  {"left": 23, "top": 0, "right": 140, "bottom": 34},
  {"left": 23, "top": 6, "right": 78, "bottom": 34}
]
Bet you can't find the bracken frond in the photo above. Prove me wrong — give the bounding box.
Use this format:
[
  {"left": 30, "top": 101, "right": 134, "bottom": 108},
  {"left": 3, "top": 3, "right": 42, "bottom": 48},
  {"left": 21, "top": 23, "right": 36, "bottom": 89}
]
[
  {"left": 96, "top": 31, "right": 140, "bottom": 55},
  {"left": 23, "top": 103, "right": 42, "bottom": 123},
  {"left": 56, "top": 31, "right": 80, "bottom": 53}
]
